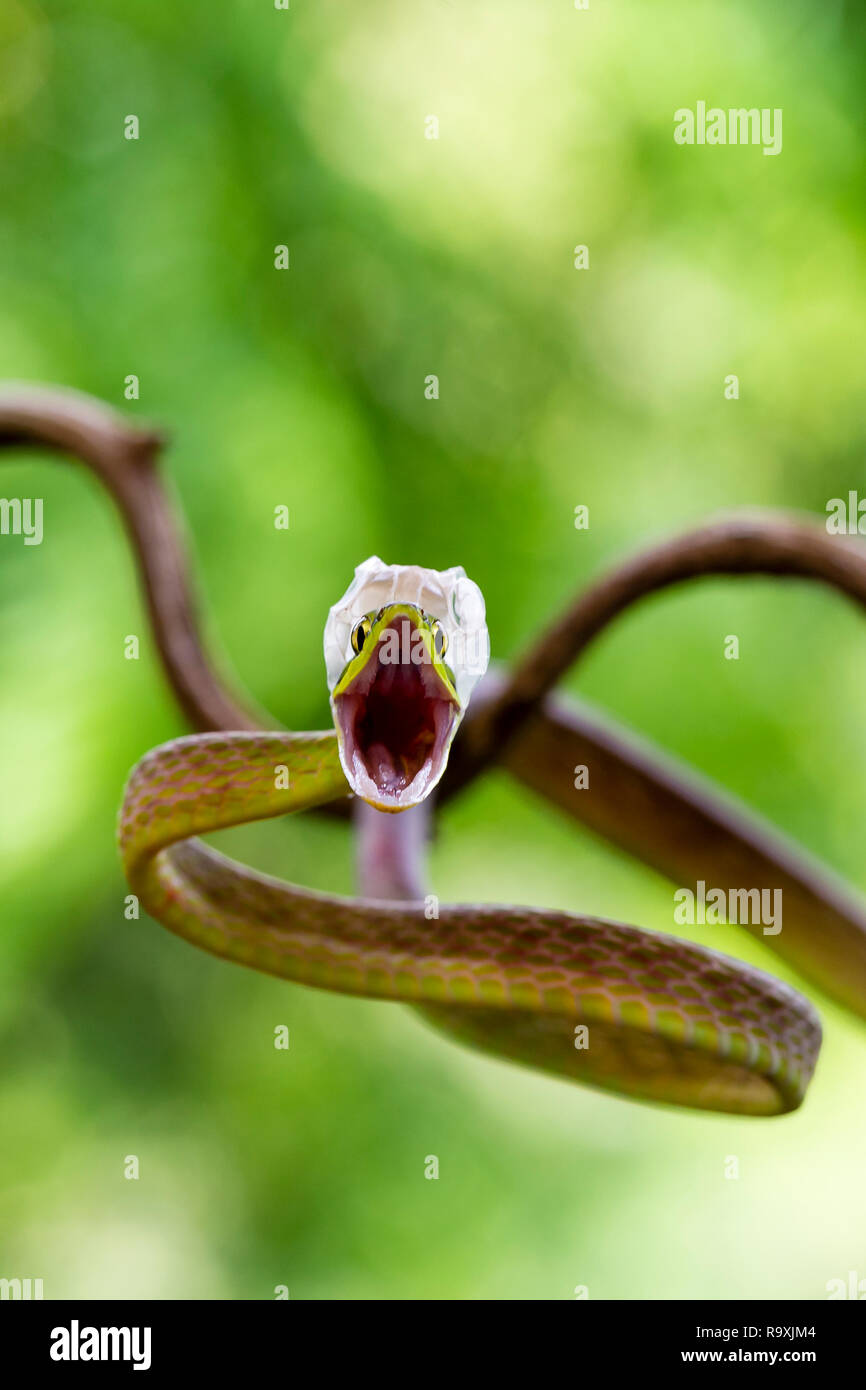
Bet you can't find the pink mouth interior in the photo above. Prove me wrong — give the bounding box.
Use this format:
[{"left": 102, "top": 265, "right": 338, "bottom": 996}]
[{"left": 335, "top": 616, "right": 459, "bottom": 807}]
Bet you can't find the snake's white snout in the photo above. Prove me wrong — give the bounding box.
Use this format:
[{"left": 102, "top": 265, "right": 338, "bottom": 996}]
[{"left": 324, "top": 556, "right": 489, "bottom": 704}]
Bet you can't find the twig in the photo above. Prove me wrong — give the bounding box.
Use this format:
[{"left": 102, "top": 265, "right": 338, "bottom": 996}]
[{"left": 0, "top": 382, "right": 268, "bottom": 732}]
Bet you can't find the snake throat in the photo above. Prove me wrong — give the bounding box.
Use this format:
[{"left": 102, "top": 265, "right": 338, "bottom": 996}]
[{"left": 333, "top": 612, "right": 460, "bottom": 811}]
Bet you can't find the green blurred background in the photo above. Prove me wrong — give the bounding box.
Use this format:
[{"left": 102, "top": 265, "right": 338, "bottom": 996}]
[{"left": 1, "top": 0, "right": 865, "bottom": 1299}]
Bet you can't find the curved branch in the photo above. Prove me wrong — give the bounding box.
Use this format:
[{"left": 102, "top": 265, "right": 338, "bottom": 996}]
[
  {"left": 490, "top": 681, "right": 866, "bottom": 1020},
  {"left": 445, "top": 512, "right": 866, "bottom": 795},
  {"left": 0, "top": 382, "right": 269, "bottom": 732},
  {"left": 437, "top": 514, "right": 866, "bottom": 1021}
]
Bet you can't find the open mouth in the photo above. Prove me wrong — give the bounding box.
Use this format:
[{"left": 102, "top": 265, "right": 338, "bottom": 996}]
[{"left": 333, "top": 614, "right": 460, "bottom": 810}]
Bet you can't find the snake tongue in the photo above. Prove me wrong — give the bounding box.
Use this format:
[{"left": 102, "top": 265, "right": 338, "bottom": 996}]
[{"left": 333, "top": 615, "right": 460, "bottom": 811}]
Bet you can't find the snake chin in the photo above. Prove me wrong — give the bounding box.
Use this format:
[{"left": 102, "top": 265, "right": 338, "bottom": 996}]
[{"left": 332, "top": 616, "right": 461, "bottom": 812}]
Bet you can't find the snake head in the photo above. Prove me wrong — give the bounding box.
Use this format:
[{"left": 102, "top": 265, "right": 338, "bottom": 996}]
[{"left": 324, "top": 557, "right": 489, "bottom": 812}]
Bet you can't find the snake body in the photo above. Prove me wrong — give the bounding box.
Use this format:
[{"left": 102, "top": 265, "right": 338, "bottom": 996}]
[
  {"left": 119, "top": 728, "right": 820, "bottom": 1116},
  {"left": 7, "top": 384, "right": 866, "bottom": 1118}
]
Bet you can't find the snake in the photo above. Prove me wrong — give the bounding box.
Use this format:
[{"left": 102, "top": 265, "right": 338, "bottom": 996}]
[
  {"left": 118, "top": 556, "right": 822, "bottom": 1119},
  {"left": 7, "top": 385, "right": 866, "bottom": 1118}
]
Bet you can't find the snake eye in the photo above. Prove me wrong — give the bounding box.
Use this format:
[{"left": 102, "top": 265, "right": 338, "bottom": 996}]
[
  {"left": 351, "top": 615, "right": 373, "bottom": 655},
  {"left": 432, "top": 621, "right": 448, "bottom": 659}
]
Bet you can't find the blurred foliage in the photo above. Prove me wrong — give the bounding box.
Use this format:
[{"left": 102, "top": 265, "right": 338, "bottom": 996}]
[{"left": 1, "top": 0, "right": 865, "bottom": 1298}]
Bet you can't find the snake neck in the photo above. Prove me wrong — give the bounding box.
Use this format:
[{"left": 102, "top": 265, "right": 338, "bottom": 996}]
[{"left": 353, "top": 798, "right": 431, "bottom": 902}]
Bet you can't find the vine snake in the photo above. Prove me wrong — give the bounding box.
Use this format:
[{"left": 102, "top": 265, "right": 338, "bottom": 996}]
[
  {"left": 118, "top": 554, "right": 822, "bottom": 1117},
  {"left": 5, "top": 385, "right": 866, "bottom": 1117}
]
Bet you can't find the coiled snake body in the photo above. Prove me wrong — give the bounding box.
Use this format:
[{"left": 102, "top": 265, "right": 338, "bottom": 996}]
[{"left": 118, "top": 606, "right": 820, "bottom": 1118}]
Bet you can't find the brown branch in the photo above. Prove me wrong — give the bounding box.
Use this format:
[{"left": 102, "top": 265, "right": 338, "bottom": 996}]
[
  {"left": 444, "top": 511, "right": 866, "bottom": 796},
  {"left": 483, "top": 679, "right": 866, "bottom": 1020},
  {"left": 436, "top": 514, "right": 866, "bottom": 1021},
  {"left": 0, "top": 382, "right": 269, "bottom": 733}
]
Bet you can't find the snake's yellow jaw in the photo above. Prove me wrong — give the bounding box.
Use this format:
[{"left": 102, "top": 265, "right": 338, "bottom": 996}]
[
  {"left": 331, "top": 604, "right": 460, "bottom": 811},
  {"left": 324, "top": 558, "right": 490, "bottom": 812}
]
